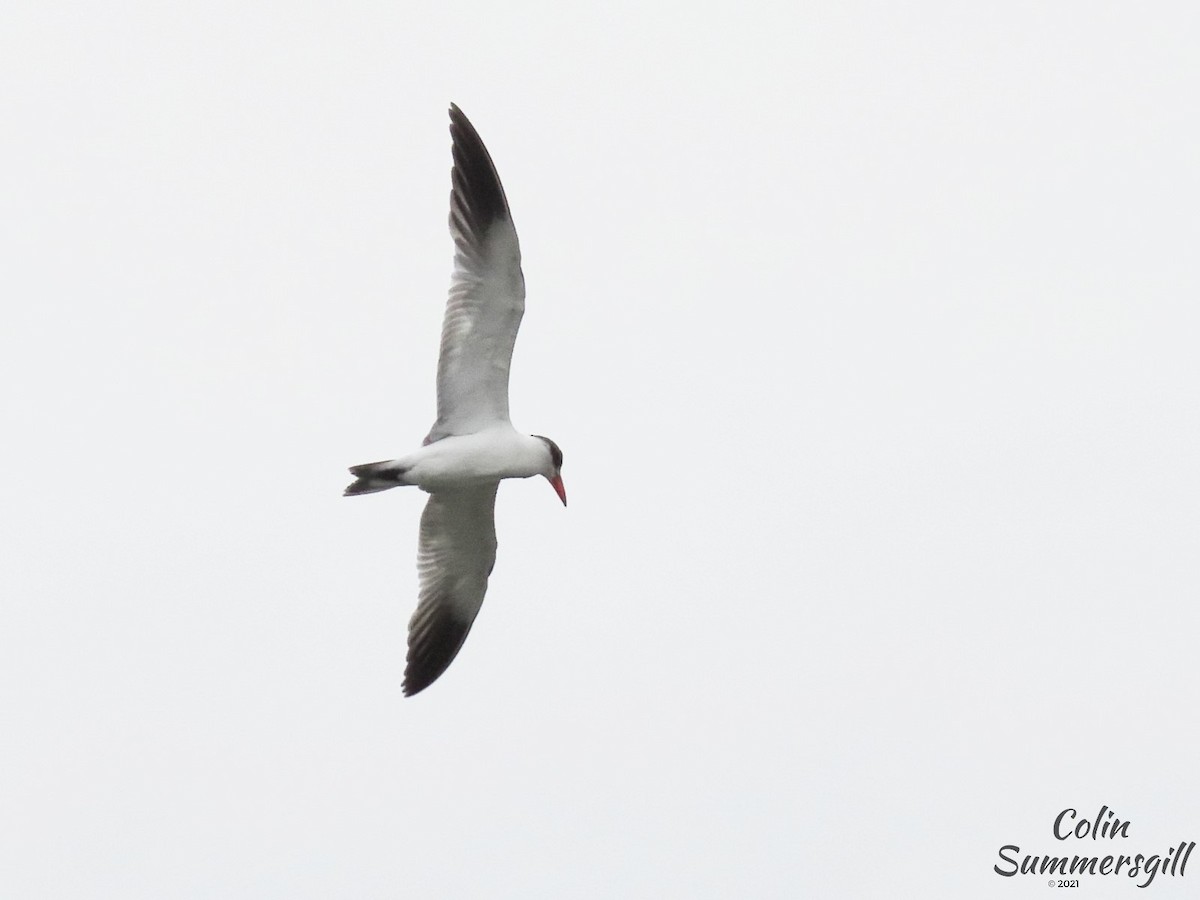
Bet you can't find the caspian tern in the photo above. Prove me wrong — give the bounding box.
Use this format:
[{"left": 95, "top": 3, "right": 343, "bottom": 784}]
[{"left": 345, "top": 104, "right": 566, "bottom": 697}]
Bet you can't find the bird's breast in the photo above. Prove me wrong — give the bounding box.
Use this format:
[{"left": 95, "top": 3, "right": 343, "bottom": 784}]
[{"left": 405, "top": 428, "right": 540, "bottom": 491}]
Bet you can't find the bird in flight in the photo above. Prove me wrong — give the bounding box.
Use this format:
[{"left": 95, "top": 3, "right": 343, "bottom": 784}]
[{"left": 345, "top": 104, "right": 566, "bottom": 697}]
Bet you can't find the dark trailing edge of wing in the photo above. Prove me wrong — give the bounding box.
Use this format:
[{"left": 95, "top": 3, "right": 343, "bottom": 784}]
[
  {"left": 403, "top": 598, "right": 476, "bottom": 697},
  {"left": 449, "top": 103, "right": 512, "bottom": 252}
]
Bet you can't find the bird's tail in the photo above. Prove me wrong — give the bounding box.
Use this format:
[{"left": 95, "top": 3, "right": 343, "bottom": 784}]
[{"left": 343, "top": 460, "right": 413, "bottom": 497}]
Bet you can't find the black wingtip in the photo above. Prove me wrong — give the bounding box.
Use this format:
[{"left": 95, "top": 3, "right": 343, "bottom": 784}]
[
  {"left": 402, "top": 600, "right": 476, "bottom": 697},
  {"left": 448, "top": 103, "right": 511, "bottom": 234}
]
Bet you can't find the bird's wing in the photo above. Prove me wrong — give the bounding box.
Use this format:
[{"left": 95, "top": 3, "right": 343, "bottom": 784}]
[
  {"left": 403, "top": 484, "right": 500, "bottom": 696},
  {"left": 425, "top": 104, "right": 525, "bottom": 445}
]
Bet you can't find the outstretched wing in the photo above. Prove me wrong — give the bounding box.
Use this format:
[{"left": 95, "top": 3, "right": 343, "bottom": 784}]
[
  {"left": 403, "top": 484, "right": 500, "bottom": 696},
  {"left": 425, "top": 104, "right": 525, "bottom": 444}
]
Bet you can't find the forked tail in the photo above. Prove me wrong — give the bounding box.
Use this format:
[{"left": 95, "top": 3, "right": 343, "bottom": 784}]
[{"left": 343, "top": 460, "right": 413, "bottom": 497}]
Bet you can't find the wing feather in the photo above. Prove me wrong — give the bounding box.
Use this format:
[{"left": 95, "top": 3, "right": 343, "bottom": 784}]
[
  {"left": 403, "top": 484, "right": 500, "bottom": 696},
  {"left": 426, "top": 105, "right": 525, "bottom": 444}
]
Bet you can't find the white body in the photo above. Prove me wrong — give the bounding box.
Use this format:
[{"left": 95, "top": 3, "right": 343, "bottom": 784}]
[
  {"left": 398, "top": 427, "right": 552, "bottom": 491},
  {"left": 345, "top": 105, "right": 565, "bottom": 697}
]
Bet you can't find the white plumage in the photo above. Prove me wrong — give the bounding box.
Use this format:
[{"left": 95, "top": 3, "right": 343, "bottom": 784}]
[{"left": 345, "top": 104, "right": 566, "bottom": 696}]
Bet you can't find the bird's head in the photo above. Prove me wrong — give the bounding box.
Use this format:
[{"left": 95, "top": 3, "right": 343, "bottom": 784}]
[{"left": 532, "top": 435, "right": 567, "bottom": 506}]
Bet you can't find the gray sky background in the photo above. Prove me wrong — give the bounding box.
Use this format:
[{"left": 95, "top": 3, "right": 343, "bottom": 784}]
[{"left": 3, "top": 2, "right": 1199, "bottom": 897}]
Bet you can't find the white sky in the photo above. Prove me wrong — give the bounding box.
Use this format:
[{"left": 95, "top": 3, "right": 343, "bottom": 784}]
[{"left": 3, "top": 2, "right": 1199, "bottom": 897}]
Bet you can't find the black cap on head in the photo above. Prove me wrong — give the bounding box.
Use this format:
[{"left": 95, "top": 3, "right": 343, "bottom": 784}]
[{"left": 532, "top": 435, "right": 563, "bottom": 470}]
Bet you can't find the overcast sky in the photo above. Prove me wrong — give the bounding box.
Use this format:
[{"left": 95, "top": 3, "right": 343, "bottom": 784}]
[{"left": 3, "top": 2, "right": 1199, "bottom": 897}]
